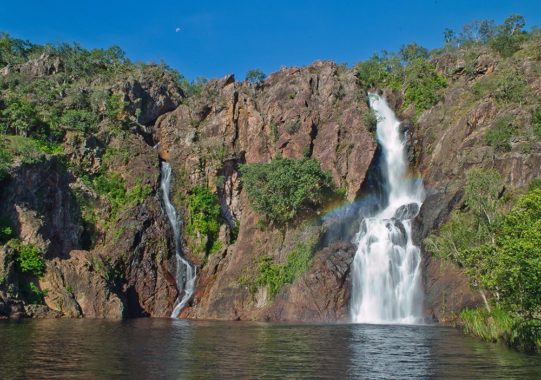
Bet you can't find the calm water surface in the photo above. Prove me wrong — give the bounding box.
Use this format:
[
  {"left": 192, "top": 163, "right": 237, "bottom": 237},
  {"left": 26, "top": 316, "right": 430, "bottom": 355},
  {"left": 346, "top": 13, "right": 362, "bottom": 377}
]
[{"left": 1, "top": 319, "right": 541, "bottom": 379}]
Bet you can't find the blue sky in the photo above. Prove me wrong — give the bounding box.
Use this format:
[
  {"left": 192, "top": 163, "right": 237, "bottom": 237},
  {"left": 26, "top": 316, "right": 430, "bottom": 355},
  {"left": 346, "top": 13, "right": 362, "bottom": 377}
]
[{"left": 2, "top": 1, "right": 541, "bottom": 80}]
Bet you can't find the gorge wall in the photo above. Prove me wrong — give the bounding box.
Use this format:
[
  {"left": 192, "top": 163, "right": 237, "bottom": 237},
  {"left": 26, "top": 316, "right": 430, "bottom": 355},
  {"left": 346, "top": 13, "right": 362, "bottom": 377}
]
[{"left": 1, "top": 41, "right": 540, "bottom": 323}]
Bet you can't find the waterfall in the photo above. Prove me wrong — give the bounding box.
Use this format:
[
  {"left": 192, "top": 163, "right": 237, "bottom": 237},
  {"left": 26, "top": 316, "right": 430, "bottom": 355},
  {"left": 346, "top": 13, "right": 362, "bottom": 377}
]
[
  {"left": 350, "top": 93, "right": 424, "bottom": 324},
  {"left": 160, "top": 162, "right": 196, "bottom": 318}
]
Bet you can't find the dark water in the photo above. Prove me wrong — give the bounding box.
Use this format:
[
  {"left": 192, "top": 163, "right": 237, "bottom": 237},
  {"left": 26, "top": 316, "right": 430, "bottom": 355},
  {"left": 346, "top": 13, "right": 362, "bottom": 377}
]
[{"left": 1, "top": 319, "right": 541, "bottom": 379}]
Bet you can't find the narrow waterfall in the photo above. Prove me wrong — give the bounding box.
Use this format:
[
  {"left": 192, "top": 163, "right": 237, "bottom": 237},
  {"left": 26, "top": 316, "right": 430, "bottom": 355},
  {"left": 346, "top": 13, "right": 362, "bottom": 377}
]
[
  {"left": 160, "top": 162, "right": 196, "bottom": 318},
  {"left": 351, "top": 93, "right": 424, "bottom": 324}
]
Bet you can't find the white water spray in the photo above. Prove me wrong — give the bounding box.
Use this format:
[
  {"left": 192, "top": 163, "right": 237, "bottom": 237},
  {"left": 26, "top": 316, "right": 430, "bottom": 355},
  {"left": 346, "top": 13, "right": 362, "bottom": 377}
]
[
  {"left": 351, "top": 93, "right": 424, "bottom": 324},
  {"left": 160, "top": 162, "right": 196, "bottom": 318}
]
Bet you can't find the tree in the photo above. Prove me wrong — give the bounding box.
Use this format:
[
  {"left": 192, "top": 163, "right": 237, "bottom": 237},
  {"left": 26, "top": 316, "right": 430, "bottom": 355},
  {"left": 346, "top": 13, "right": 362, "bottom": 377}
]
[
  {"left": 399, "top": 43, "right": 429, "bottom": 63},
  {"left": 240, "top": 157, "right": 333, "bottom": 224},
  {"left": 0, "top": 95, "right": 40, "bottom": 136},
  {"left": 245, "top": 69, "right": 266, "bottom": 85}
]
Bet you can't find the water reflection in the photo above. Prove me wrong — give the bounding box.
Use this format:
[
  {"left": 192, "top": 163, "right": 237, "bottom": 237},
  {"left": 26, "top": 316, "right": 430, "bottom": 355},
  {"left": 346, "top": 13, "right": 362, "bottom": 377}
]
[{"left": 0, "top": 319, "right": 540, "bottom": 379}]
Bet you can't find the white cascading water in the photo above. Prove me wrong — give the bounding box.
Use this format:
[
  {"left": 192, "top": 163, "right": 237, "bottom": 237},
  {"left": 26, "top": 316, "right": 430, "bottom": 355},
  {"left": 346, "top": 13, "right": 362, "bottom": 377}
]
[
  {"left": 351, "top": 93, "right": 424, "bottom": 324},
  {"left": 160, "top": 162, "right": 196, "bottom": 318}
]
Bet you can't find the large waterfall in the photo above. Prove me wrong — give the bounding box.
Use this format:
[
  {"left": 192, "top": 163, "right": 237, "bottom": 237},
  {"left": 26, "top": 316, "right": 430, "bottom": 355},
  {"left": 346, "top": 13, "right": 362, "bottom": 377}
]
[
  {"left": 160, "top": 162, "right": 196, "bottom": 318},
  {"left": 350, "top": 93, "right": 424, "bottom": 324}
]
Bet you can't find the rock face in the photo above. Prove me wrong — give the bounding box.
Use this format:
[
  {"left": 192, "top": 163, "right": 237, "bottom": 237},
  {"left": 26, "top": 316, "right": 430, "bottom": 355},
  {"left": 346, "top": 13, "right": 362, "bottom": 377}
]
[
  {"left": 264, "top": 242, "right": 356, "bottom": 321},
  {"left": 154, "top": 61, "right": 376, "bottom": 321},
  {"left": 406, "top": 49, "right": 541, "bottom": 323},
  {"left": 41, "top": 251, "right": 125, "bottom": 318},
  {"left": 0, "top": 60, "right": 375, "bottom": 321},
  {"left": 0, "top": 157, "right": 81, "bottom": 259}
]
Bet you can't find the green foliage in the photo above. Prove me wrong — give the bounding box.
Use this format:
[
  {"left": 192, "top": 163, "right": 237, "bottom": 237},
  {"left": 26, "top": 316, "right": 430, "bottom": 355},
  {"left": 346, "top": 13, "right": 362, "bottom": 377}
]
[
  {"left": 355, "top": 52, "right": 445, "bottom": 115},
  {"left": 403, "top": 58, "right": 447, "bottom": 115},
  {"left": 183, "top": 76, "right": 208, "bottom": 97},
  {"left": 363, "top": 109, "right": 378, "bottom": 134},
  {"left": 187, "top": 185, "right": 221, "bottom": 255},
  {"left": 533, "top": 106, "right": 541, "bottom": 138},
  {"left": 91, "top": 171, "right": 151, "bottom": 222},
  {"left": 7, "top": 240, "right": 45, "bottom": 276},
  {"left": 473, "top": 68, "right": 526, "bottom": 104},
  {"left": 240, "top": 157, "right": 333, "bottom": 224},
  {"left": 3, "top": 135, "right": 62, "bottom": 164},
  {"left": 425, "top": 168, "right": 502, "bottom": 266},
  {"left": 475, "top": 188, "right": 541, "bottom": 318},
  {"left": 489, "top": 15, "right": 527, "bottom": 58},
  {"left": 355, "top": 53, "right": 402, "bottom": 90},
  {"left": 270, "top": 123, "right": 279, "bottom": 143},
  {"left": 245, "top": 69, "right": 266, "bottom": 85},
  {"left": 442, "top": 14, "right": 527, "bottom": 57},
  {"left": 399, "top": 43, "right": 429, "bottom": 63},
  {"left": 0, "top": 33, "right": 36, "bottom": 66},
  {"left": 255, "top": 239, "right": 315, "bottom": 298},
  {"left": 60, "top": 109, "right": 98, "bottom": 133},
  {"left": 0, "top": 142, "right": 13, "bottom": 180},
  {"left": 428, "top": 171, "right": 541, "bottom": 351},
  {"left": 485, "top": 115, "right": 514, "bottom": 152},
  {"left": 21, "top": 282, "right": 46, "bottom": 305},
  {"left": 0, "top": 94, "right": 40, "bottom": 136},
  {"left": 0, "top": 218, "right": 13, "bottom": 244},
  {"left": 461, "top": 307, "right": 516, "bottom": 342}
]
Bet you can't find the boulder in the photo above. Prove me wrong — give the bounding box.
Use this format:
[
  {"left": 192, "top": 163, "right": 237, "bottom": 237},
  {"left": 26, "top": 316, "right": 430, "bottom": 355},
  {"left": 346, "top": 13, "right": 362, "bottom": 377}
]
[{"left": 393, "top": 203, "right": 420, "bottom": 220}]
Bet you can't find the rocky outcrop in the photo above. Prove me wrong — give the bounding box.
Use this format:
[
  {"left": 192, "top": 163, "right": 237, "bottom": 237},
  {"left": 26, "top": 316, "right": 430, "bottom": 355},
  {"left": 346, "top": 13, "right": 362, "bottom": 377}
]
[
  {"left": 408, "top": 49, "right": 541, "bottom": 322},
  {"left": 263, "top": 242, "right": 355, "bottom": 321},
  {"left": 41, "top": 250, "right": 124, "bottom": 318},
  {"left": 121, "top": 65, "right": 184, "bottom": 126},
  {"left": 0, "top": 157, "right": 81, "bottom": 259}
]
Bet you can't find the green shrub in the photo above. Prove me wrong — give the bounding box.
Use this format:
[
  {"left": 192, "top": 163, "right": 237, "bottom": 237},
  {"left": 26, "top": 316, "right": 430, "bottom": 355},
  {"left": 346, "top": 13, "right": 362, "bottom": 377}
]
[
  {"left": 91, "top": 171, "right": 151, "bottom": 222},
  {"left": 488, "top": 15, "right": 527, "bottom": 58},
  {"left": 240, "top": 157, "right": 333, "bottom": 224},
  {"left": 363, "top": 109, "right": 378, "bottom": 134},
  {"left": 187, "top": 185, "right": 221, "bottom": 255},
  {"left": 60, "top": 109, "right": 98, "bottom": 133},
  {"left": 4, "top": 135, "right": 62, "bottom": 164},
  {"left": 425, "top": 168, "right": 502, "bottom": 265},
  {"left": 485, "top": 115, "right": 514, "bottom": 152},
  {"left": 403, "top": 58, "right": 447, "bottom": 115},
  {"left": 255, "top": 239, "right": 315, "bottom": 298},
  {"left": 474, "top": 68, "right": 526, "bottom": 104},
  {"left": 0, "top": 143, "right": 12, "bottom": 180},
  {"left": 245, "top": 69, "right": 266, "bottom": 85},
  {"left": 355, "top": 54, "right": 402, "bottom": 90},
  {"left": 533, "top": 106, "right": 541, "bottom": 138},
  {"left": 0, "top": 219, "right": 13, "bottom": 244},
  {"left": 21, "top": 282, "right": 46, "bottom": 304},
  {"left": 8, "top": 241, "right": 45, "bottom": 276},
  {"left": 0, "top": 94, "right": 40, "bottom": 136}
]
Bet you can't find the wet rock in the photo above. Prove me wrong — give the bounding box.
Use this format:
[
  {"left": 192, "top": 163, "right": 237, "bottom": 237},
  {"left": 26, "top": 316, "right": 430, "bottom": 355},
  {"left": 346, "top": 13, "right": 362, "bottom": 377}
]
[
  {"left": 389, "top": 220, "right": 407, "bottom": 247},
  {"left": 393, "top": 203, "right": 420, "bottom": 220},
  {"left": 24, "top": 304, "right": 62, "bottom": 319}
]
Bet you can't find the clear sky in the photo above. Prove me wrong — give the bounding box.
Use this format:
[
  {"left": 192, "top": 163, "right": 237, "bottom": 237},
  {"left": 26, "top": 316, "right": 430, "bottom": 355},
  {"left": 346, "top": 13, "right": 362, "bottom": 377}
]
[{"left": 2, "top": 1, "right": 541, "bottom": 80}]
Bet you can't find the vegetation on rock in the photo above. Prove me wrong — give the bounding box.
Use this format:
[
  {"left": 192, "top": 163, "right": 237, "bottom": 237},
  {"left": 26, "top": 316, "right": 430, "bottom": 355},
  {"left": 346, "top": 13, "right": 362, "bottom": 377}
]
[
  {"left": 240, "top": 157, "right": 334, "bottom": 225},
  {"left": 186, "top": 185, "right": 222, "bottom": 255},
  {"left": 255, "top": 237, "right": 316, "bottom": 298},
  {"left": 426, "top": 171, "right": 541, "bottom": 351}
]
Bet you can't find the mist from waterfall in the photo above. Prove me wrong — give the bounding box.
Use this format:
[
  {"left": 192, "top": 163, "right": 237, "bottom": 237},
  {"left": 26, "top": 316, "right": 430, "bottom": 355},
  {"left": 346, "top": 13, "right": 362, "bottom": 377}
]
[
  {"left": 160, "top": 162, "right": 196, "bottom": 318},
  {"left": 350, "top": 93, "right": 424, "bottom": 324}
]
